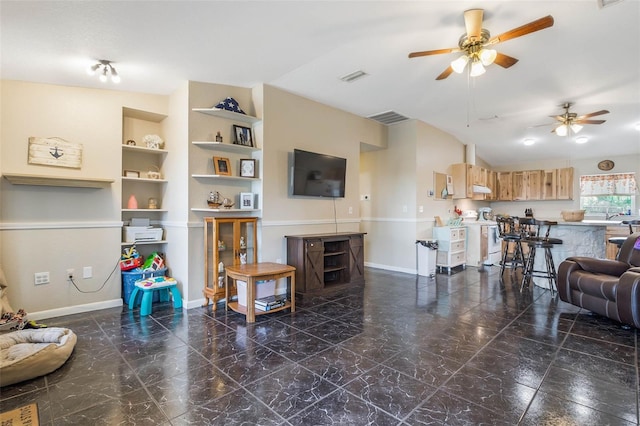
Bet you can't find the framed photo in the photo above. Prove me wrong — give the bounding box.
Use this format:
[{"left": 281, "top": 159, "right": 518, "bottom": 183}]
[
  {"left": 239, "top": 159, "right": 256, "bottom": 178},
  {"left": 233, "top": 125, "right": 253, "bottom": 147},
  {"left": 240, "top": 192, "right": 255, "bottom": 210},
  {"left": 124, "top": 170, "right": 140, "bottom": 178},
  {"left": 213, "top": 156, "right": 231, "bottom": 176}
]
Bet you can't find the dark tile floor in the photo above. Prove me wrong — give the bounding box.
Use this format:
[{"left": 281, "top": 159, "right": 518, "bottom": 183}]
[{"left": 1, "top": 266, "right": 638, "bottom": 425}]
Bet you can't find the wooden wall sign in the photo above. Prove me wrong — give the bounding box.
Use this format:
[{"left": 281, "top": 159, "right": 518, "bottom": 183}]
[{"left": 28, "top": 137, "right": 82, "bottom": 169}]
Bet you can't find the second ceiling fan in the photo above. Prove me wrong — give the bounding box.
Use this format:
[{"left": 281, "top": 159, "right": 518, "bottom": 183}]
[{"left": 408, "top": 9, "right": 554, "bottom": 80}]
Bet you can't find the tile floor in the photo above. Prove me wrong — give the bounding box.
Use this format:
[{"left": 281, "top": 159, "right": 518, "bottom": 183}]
[{"left": 0, "top": 266, "right": 638, "bottom": 425}]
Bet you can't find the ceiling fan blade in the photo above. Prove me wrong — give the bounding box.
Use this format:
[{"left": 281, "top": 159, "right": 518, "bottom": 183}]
[
  {"left": 577, "top": 110, "right": 610, "bottom": 120},
  {"left": 464, "top": 9, "right": 484, "bottom": 39},
  {"left": 436, "top": 66, "right": 454, "bottom": 80},
  {"left": 493, "top": 52, "right": 519, "bottom": 68},
  {"left": 408, "top": 47, "right": 459, "bottom": 58},
  {"left": 574, "top": 119, "right": 607, "bottom": 125},
  {"left": 549, "top": 115, "right": 564, "bottom": 121},
  {"left": 487, "top": 15, "right": 554, "bottom": 45}
]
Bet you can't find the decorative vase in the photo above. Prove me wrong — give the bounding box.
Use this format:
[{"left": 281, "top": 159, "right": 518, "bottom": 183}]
[{"left": 127, "top": 195, "right": 138, "bottom": 209}]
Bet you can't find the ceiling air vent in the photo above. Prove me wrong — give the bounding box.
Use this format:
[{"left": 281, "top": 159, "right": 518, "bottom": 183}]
[
  {"left": 339, "top": 70, "right": 368, "bottom": 83},
  {"left": 597, "top": 0, "right": 624, "bottom": 8},
  {"left": 367, "top": 111, "right": 410, "bottom": 125}
]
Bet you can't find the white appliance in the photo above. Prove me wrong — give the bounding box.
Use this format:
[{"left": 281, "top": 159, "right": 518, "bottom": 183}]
[{"left": 465, "top": 221, "right": 501, "bottom": 267}]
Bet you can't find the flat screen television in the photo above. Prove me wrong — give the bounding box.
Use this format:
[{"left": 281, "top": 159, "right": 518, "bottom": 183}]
[{"left": 292, "top": 149, "right": 347, "bottom": 198}]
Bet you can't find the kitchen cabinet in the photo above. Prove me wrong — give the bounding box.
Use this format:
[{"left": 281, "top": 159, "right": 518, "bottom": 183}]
[
  {"left": 285, "top": 233, "right": 365, "bottom": 293},
  {"left": 485, "top": 170, "right": 497, "bottom": 201},
  {"left": 541, "top": 169, "right": 557, "bottom": 200},
  {"left": 496, "top": 172, "right": 513, "bottom": 201},
  {"left": 556, "top": 167, "right": 574, "bottom": 200},
  {"left": 203, "top": 217, "right": 258, "bottom": 308},
  {"left": 450, "top": 163, "right": 488, "bottom": 200},
  {"left": 512, "top": 170, "right": 542, "bottom": 200}
]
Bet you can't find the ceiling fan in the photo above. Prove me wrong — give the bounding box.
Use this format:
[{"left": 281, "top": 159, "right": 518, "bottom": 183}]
[
  {"left": 550, "top": 102, "right": 610, "bottom": 136},
  {"left": 408, "top": 9, "right": 554, "bottom": 80}
]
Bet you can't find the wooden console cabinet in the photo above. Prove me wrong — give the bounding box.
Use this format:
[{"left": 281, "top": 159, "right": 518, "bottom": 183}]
[{"left": 285, "top": 232, "right": 365, "bottom": 293}]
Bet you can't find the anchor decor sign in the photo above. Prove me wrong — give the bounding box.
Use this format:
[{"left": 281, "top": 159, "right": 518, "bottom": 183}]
[{"left": 28, "top": 137, "right": 83, "bottom": 169}]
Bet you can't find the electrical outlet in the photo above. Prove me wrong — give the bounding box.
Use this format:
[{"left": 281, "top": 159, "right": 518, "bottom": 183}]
[
  {"left": 361, "top": 194, "right": 370, "bottom": 201},
  {"left": 402, "top": 205, "right": 408, "bottom": 213},
  {"left": 348, "top": 206, "right": 353, "bottom": 214},
  {"left": 34, "top": 272, "right": 50, "bottom": 285},
  {"left": 419, "top": 206, "right": 424, "bottom": 213},
  {"left": 83, "top": 266, "right": 92, "bottom": 279},
  {"left": 66, "top": 269, "right": 74, "bottom": 280}
]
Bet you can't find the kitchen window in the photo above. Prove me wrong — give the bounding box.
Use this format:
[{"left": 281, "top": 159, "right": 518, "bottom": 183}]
[{"left": 579, "top": 172, "right": 637, "bottom": 217}]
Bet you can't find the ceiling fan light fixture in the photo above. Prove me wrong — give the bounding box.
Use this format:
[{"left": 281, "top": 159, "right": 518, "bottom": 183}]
[
  {"left": 575, "top": 136, "right": 589, "bottom": 144},
  {"left": 479, "top": 48, "right": 497, "bottom": 66},
  {"left": 555, "top": 124, "right": 568, "bottom": 136},
  {"left": 570, "top": 123, "right": 583, "bottom": 133},
  {"left": 451, "top": 55, "right": 469, "bottom": 74},
  {"left": 523, "top": 138, "right": 535, "bottom": 146},
  {"left": 469, "top": 60, "right": 485, "bottom": 77}
]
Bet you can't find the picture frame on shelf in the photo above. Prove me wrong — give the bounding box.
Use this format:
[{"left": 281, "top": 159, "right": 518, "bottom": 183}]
[
  {"left": 239, "top": 159, "right": 256, "bottom": 178},
  {"left": 240, "top": 192, "right": 255, "bottom": 210},
  {"left": 124, "top": 170, "right": 140, "bottom": 178},
  {"left": 233, "top": 125, "right": 253, "bottom": 147},
  {"left": 213, "top": 157, "right": 231, "bottom": 175}
]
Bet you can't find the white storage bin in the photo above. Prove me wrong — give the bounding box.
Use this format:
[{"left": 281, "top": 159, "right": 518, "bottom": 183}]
[
  {"left": 123, "top": 226, "right": 163, "bottom": 242},
  {"left": 236, "top": 279, "right": 276, "bottom": 306}
]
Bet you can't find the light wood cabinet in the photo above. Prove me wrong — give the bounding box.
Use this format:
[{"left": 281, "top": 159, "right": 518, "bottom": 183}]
[
  {"left": 203, "top": 217, "right": 258, "bottom": 308},
  {"left": 451, "top": 163, "right": 488, "bottom": 200},
  {"left": 285, "top": 233, "right": 365, "bottom": 293},
  {"left": 512, "top": 170, "right": 542, "bottom": 200},
  {"left": 496, "top": 172, "right": 512, "bottom": 201},
  {"left": 541, "top": 169, "right": 557, "bottom": 200},
  {"left": 485, "top": 170, "right": 497, "bottom": 201},
  {"left": 527, "top": 170, "right": 542, "bottom": 200},
  {"left": 557, "top": 167, "right": 574, "bottom": 200}
]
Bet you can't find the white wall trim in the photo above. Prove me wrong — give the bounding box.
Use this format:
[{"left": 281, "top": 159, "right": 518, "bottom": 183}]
[
  {"left": 365, "top": 261, "right": 415, "bottom": 275},
  {"left": 28, "top": 299, "right": 123, "bottom": 320},
  {"left": 359, "top": 217, "right": 436, "bottom": 223},
  {"left": 0, "top": 221, "right": 123, "bottom": 230},
  {"left": 261, "top": 218, "right": 361, "bottom": 227}
]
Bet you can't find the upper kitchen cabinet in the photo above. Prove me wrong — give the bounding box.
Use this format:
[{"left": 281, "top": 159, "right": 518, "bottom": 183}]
[
  {"left": 496, "top": 172, "right": 513, "bottom": 201},
  {"left": 556, "top": 167, "right": 574, "bottom": 200},
  {"left": 541, "top": 169, "right": 557, "bottom": 200},
  {"left": 512, "top": 170, "right": 542, "bottom": 201},
  {"left": 450, "top": 163, "right": 490, "bottom": 200},
  {"left": 485, "top": 170, "right": 497, "bottom": 201}
]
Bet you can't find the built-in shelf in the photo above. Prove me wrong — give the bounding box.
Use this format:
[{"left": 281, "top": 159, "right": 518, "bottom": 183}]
[
  {"left": 191, "top": 141, "right": 260, "bottom": 153},
  {"left": 123, "top": 107, "right": 167, "bottom": 123},
  {"left": 122, "top": 145, "right": 168, "bottom": 155},
  {"left": 191, "top": 174, "right": 259, "bottom": 181},
  {"left": 191, "top": 208, "right": 261, "bottom": 213},
  {"left": 122, "top": 177, "right": 168, "bottom": 183},
  {"left": 121, "top": 240, "right": 168, "bottom": 246},
  {"left": 121, "top": 208, "right": 168, "bottom": 212},
  {"left": 3, "top": 173, "right": 114, "bottom": 188},
  {"left": 192, "top": 108, "right": 260, "bottom": 124}
]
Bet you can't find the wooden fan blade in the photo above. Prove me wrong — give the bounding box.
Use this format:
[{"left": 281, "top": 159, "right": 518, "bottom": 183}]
[
  {"left": 409, "top": 48, "right": 459, "bottom": 58},
  {"left": 549, "top": 115, "right": 564, "bottom": 121},
  {"left": 574, "top": 119, "right": 607, "bottom": 125},
  {"left": 493, "top": 52, "right": 519, "bottom": 68},
  {"left": 488, "top": 15, "right": 554, "bottom": 45},
  {"left": 464, "top": 9, "right": 484, "bottom": 39},
  {"left": 436, "top": 66, "right": 454, "bottom": 80},
  {"left": 577, "top": 110, "right": 609, "bottom": 120}
]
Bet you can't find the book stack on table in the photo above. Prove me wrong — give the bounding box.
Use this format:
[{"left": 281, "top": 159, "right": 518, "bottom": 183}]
[{"left": 255, "top": 295, "right": 287, "bottom": 311}]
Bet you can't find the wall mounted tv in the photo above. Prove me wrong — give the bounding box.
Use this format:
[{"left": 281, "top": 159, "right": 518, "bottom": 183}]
[{"left": 292, "top": 149, "right": 347, "bottom": 198}]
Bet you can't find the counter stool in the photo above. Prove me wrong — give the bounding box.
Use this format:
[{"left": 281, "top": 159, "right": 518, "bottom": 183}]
[
  {"left": 128, "top": 277, "right": 182, "bottom": 316},
  {"left": 609, "top": 220, "right": 640, "bottom": 259},
  {"left": 496, "top": 216, "right": 525, "bottom": 275},
  {"left": 521, "top": 220, "right": 562, "bottom": 292}
]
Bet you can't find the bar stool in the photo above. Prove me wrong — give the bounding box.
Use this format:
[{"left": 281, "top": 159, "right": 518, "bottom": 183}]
[
  {"left": 609, "top": 220, "right": 640, "bottom": 259},
  {"left": 496, "top": 216, "right": 525, "bottom": 275},
  {"left": 521, "top": 220, "right": 562, "bottom": 292}
]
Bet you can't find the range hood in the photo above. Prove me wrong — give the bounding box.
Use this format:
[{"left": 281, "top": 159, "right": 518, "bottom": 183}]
[
  {"left": 467, "top": 144, "right": 492, "bottom": 194},
  {"left": 473, "top": 184, "right": 492, "bottom": 194}
]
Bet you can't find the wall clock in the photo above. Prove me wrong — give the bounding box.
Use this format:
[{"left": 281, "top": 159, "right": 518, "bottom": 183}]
[{"left": 597, "top": 160, "right": 614, "bottom": 171}]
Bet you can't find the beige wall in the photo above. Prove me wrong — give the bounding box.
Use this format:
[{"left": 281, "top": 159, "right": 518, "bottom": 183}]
[{"left": 1, "top": 80, "right": 168, "bottom": 317}]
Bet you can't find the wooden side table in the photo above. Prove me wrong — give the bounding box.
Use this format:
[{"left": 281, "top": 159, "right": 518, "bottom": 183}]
[{"left": 225, "top": 262, "right": 296, "bottom": 323}]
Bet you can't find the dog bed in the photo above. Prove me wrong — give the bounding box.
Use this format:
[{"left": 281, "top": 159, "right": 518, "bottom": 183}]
[{"left": 0, "top": 327, "right": 77, "bottom": 387}]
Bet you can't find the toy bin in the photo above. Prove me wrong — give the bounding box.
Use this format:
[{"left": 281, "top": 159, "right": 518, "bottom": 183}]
[
  {"left": 236, "top": 279, "right": 276, "bottom": 306},
  {"left": 122, "top": 268, "right": 167, "bottom": 304}
]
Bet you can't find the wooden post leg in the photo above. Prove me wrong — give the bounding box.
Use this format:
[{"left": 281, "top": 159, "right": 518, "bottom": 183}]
[
  {"left": 290, "top": 273, "right": 296, "bottom": 313},
  {"left": 247, "top": 276, "right": 255, "bottom": 323}
]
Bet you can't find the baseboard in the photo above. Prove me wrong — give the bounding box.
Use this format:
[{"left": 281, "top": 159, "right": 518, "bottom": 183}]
[
  {"left": 364, "top": 262, "right": 415, "bottom": 275},
  {"left": 28, "top": 299, "right": 123, "bottom": 321}
]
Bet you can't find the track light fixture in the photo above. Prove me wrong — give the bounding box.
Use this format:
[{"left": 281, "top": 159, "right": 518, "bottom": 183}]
[{"left": 87, "top": 60, "right": 120, "bottom": 83}]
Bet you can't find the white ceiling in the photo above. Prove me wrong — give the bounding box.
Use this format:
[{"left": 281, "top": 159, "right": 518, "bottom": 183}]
[{"left": 1, "top": 1, "right": 639, "bottom": 166}]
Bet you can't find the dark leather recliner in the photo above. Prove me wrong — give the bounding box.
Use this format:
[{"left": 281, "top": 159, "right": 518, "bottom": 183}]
[{"left": 557, "top": 232, "right": 640, "bottom": 328}]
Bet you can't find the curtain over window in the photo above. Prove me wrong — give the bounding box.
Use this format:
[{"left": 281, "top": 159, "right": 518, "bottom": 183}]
[{"left": 580, "top": 173, "right": 637, "bottom": 196}]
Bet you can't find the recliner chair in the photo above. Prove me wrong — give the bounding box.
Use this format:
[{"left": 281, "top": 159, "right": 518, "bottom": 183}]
[{"left": 557, "top": 232, "right": 640, "bottom": 328}]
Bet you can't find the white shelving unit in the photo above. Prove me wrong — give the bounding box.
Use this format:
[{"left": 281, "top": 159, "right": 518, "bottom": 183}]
[
  {"left": 190, "top": 108, "right": 262, "bottom": 215},
  {"left": 433, "top": 226, "right": 467, "bottom": 275}
]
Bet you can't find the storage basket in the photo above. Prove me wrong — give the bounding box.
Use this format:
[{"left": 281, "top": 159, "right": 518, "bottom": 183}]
[
  {"left": 561, "top": 210, "right": 585, "bottom": 222},
  {"left": 122, "top": 268, "right": 167, "bottom": 304}
]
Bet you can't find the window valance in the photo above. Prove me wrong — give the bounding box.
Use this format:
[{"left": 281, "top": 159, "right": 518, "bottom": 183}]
[{"left": 580, "top": 172, "right": 637, "bottom": 196}]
